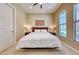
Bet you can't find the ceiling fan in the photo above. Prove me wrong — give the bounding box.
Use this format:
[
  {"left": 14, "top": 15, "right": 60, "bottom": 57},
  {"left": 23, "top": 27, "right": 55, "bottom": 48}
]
[{"left": 33, "top": 3, "right": 44, "bottom": 9}]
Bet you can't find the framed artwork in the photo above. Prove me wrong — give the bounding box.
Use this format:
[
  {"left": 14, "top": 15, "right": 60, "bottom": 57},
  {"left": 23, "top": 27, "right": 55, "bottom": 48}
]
[{"left": 35, "top": 20, "right": 45, "bottom": 26}]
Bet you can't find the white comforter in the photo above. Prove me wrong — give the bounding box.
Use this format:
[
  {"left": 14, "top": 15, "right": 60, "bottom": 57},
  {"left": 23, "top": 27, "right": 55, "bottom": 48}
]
[{"left": 16, "top": 32, "right": 61, "bottom": 49}]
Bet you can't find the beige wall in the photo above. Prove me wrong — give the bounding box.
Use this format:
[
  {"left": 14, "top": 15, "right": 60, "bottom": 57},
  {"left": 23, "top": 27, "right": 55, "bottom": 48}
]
[
  {"left": 27, "top": 14, "right": 53, "bottom": 27},
  {"left": 12, "top": 4, "right": 27, "bottom": 40},
  {"left": 53, "top": 3, "right": 79, "bottom": 50},
  {"left": 12, "top": 4, "right": 54, "bottom": 40}
]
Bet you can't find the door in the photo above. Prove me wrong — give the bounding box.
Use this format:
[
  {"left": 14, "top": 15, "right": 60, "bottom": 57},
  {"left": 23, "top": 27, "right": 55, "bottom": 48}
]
[{"left": 0, "top": 4, "right": 15, "bottom": 51}]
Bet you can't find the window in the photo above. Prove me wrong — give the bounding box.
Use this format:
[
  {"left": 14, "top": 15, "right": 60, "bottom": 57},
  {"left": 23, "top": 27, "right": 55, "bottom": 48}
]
[
  {"left": 74, "top": 4, "right": 79, "bottom": 42},
  {"left": 59, "top": 10, "right": 67, "bottom": 37}
]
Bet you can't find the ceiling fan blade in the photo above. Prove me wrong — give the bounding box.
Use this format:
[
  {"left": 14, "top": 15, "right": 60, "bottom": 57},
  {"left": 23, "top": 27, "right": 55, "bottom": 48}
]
[
  {"left": 33, "top": 3, "right": 38, "bottom": 6},
  {"left": 40, "top": 5, "right": 42, "bottom": 9}
]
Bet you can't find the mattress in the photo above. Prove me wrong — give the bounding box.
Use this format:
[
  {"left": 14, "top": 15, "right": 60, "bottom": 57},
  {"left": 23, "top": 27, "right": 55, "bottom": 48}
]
[{"left": 16, "top": 32, "right": 61, "bottom": 49}]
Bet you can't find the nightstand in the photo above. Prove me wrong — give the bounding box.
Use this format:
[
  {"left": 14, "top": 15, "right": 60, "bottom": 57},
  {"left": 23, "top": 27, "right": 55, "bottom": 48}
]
[
  {"left": 25, "top": 32, "right": 30, "bottom": 35},
  {"left": 49, "top": 32, "right": 56, "bottom": 35}
]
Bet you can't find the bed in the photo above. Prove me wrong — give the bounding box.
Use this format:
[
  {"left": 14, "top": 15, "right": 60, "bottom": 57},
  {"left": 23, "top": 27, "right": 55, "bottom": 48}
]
[{"left": 16, "top": 27, "right": 61, "bottom": 49}]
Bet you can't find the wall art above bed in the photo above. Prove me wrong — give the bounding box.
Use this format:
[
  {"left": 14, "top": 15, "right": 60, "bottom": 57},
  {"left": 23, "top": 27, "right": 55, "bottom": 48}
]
[{"left": 35, "top": 20, "right": 45, "bottom": 26}]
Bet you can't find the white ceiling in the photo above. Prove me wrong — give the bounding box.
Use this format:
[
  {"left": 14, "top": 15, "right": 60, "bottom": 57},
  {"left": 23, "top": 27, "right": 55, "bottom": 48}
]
[{"left": 15, "top": 3, "right": 61, "bottom": 14}]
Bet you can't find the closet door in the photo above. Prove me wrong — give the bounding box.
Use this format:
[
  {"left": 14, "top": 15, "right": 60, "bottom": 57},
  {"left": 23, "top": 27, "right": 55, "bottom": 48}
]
[{"left": 0, "top": 4, "right": 15, "bottom": 51}]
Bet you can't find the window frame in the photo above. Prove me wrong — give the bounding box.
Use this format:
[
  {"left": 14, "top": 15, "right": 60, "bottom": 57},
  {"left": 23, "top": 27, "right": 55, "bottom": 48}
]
[
  {"left": 59, "top": 10, "right": 67, "bottom": 37},
  {"left": 73, "top": 3, "right": 79, "bottom": 42}
]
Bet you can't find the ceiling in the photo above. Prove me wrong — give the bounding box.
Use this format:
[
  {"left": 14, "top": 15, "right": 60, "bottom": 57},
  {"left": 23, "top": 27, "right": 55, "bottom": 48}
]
[{"left": 15, "top": 3, "right": 62, "bottom": 14}]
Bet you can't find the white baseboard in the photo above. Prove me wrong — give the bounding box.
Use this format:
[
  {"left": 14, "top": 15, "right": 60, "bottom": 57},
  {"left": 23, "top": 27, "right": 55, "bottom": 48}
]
[{"left": 62, "top": 42, "right": 79, "bottom": 54}]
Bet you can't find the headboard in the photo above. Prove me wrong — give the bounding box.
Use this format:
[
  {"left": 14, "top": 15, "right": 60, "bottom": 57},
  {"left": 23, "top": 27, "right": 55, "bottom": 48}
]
[{"left": 32, "top": 27, "right": 48, "bottom": 32}]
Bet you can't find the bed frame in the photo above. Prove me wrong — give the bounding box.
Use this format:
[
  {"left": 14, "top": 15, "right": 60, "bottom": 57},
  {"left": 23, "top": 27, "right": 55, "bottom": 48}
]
[{"left": 32, "top": 27, "right": 48, "bottom": 32}]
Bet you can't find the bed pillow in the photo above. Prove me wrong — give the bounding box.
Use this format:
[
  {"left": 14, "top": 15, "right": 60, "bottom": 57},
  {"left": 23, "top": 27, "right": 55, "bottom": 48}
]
[{"left": 41, "top": 30, "right": 47, "bottom": 32}]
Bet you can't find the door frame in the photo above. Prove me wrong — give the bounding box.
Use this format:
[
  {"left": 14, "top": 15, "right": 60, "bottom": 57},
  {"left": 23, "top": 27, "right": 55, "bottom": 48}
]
[{"left": 6, "top": 3, "right": 16, "bottom": 44}]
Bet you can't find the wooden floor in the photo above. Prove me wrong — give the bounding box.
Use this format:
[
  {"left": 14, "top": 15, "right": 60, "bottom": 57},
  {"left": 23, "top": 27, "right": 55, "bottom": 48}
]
[{"left": 0, "top": 42, "right": 79, "bottom": 55}]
